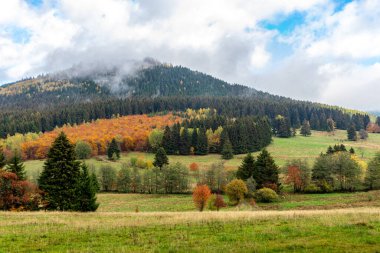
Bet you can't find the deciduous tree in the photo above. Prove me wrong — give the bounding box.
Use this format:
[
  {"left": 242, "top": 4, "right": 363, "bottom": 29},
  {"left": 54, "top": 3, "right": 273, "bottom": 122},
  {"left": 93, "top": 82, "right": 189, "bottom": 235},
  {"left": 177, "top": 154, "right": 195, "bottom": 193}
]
[{"left": 192, "top": 184, "right": 211, "bottom": 211}]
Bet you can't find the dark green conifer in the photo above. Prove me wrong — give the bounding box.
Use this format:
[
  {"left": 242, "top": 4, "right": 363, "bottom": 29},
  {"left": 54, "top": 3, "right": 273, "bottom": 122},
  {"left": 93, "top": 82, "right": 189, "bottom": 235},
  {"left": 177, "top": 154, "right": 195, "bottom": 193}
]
[
  {"left": 75, "top": 164, "right": 99, "bottom": 212},
  {"left": 221, "top": 137, "right": 234, "bottom": 160},
  {"left": 347, "top": 125, "right": 357, "bottom": 141},
  {"left": 179, "top": 127, "right": 191, "bottom": 155},
  {"left": 254, "top": 149, "right": 279, "bottom": 189},
  {"left": 236, "top": 153, "right": 255, "bottom": 180},
  {"left": 107, "top": 138, "right": 120, "bottom": 160},
  {"left": 195, "top": 127, "right": 208, "bottom": 155},
  {"left": 6, "top": 152, "right": 26, "bottom": 180},
  {"left": 39, "top": 132, "right": 81, "bottom": 211},
  {"left": 153, "top": 147, "right": 169, "bottom": 168}
]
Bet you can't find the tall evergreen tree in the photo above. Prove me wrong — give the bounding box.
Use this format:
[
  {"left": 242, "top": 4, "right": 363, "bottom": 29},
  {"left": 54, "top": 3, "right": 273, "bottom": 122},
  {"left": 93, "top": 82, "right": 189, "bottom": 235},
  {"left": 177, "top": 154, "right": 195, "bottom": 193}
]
[
  {"left": 39, "top": 132, "right": 81, "bottom": 210},
  {"left": 75, "top": 164, "right": 99, "bottom": 212},
  {"left": 191, "top": 128, "right": 198, "bottom": 154},
  {"left": 236, "top": 153, "right": 255, "bottom": 180},
  {"left": 162, "top": 126, "right": 174, "bottom": 155},
  {"left": 171, "top": 123, "right": 181, "bottom": 154},
  {"left": 107, "top": 138, "right": 120, "bottom": 160},
  {"left": 153, "top": 147, "right": 169, "bottom": 168},
  {"left": 196, "top": 127, "right": 208, "bottom": 155},
  {"left": 254, "top": 149, "right": 279, "bottom": 189},
  {"left": 6, "top": 153, "right": 26, "bottom": 180},
  {"left": 221, "top": 137, "right": 234, "bottom": 160},
  {"left": 347, "top": 125, "right": 357, "bottom": 141},
  {"left": 179, "top": 127, "right": 191, "bottom": 155},
  {"left": 300, "top": 120, "right": 311, "bottom": 136}
]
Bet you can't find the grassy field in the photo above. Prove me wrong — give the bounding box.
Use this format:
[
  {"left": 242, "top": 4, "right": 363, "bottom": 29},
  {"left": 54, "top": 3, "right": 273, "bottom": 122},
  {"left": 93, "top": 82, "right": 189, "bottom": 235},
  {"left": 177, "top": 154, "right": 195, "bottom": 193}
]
[
  {"left": 1, "top": 209, "right": 380, "bottom": 252},
  {"left": 24, "top": 130, "right": 380, "bottom": 180},
  {"left": 97, "top": 191, "right": 380, "bottom": 212}
]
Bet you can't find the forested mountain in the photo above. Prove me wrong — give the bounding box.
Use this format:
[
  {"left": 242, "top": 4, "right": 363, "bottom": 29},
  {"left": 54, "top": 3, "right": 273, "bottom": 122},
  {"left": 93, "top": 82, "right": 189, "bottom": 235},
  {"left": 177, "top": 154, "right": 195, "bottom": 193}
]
[
  {"left": 0, "top": 64, "right": 251, "bottom": 109},
  {"left": 0, "top": 63, "right": 371, "bottom": 137}
]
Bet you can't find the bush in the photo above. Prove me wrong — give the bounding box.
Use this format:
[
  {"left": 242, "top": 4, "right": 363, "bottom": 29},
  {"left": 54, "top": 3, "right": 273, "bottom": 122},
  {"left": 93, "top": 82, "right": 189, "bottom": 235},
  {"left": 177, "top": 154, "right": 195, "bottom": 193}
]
[
  {"left": 225, "top": 179, "right": 248, "bottom": 205},
  {"left": 193, "top": 185, "right": 211, "bottom": 211},
  {"left": 207, "top": 194, "right": 227, "bottom": 211},
  {"left": 75, "top": 141, "right": 92, "bottom": 159},
  {"left": 255, "top": 187, "right": 278, "bottom": 203},
  {"left": 303, "top": 183, "right": 321, "bottom": 193}
]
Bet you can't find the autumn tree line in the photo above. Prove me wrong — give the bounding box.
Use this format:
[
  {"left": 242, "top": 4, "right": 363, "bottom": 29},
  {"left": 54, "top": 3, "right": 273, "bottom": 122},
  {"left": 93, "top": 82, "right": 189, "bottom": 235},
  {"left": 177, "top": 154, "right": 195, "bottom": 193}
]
[{"left": 0, "top": 95, "right": 370, "bottom": 138}]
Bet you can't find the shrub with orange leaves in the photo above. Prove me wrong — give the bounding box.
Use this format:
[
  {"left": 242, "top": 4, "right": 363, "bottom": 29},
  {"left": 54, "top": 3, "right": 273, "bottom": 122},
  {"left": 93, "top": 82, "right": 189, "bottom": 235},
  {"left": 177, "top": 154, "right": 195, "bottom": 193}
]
[
  {"left": 192, "top": 184, "right": 211, "bottom": 212},
  {"left": 285, "top": 166, "right": 302, "bottom": 193},
  {"left": 189, "top": 162, "right": 199, "bottom": 172}
]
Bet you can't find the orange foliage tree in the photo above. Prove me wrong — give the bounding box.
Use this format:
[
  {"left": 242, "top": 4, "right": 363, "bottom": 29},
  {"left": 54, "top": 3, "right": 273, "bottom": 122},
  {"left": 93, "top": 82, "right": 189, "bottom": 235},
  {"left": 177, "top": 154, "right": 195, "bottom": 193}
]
[
  {"left": 285, "top": 166, "right": 303, "bottom": 193},
  {"left": 21, "top": 114, "right": 181, "bottom": 159},
  {"left": 192, "top": 184, "right": 211, "bottom": 211},
  {"left": 189, "top": 162, "right": 199, "bottom": 172}
]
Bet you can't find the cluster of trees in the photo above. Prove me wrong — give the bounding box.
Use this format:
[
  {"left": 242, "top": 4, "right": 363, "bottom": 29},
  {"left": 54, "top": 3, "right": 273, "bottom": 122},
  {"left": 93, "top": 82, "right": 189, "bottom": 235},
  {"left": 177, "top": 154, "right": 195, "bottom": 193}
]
[
  {"left": 235, "top": 149, "right": 280, "bottom": 191},
  {"left": 159, "top": 116, "right": 272, "bottom": 157},
  {"left": 347, "top": 124, "right": 368, "bottom": 141},
  {"left": 94, "top": 161, "right": 235, "bottom": 194},
  {"left": 284, "top": 145, "right": 380, "bottom": 193}
]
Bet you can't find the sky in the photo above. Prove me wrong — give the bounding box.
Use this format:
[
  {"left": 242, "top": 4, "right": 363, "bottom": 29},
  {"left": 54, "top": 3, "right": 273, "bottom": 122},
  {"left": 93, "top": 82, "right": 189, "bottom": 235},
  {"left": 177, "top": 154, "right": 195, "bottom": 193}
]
[{"left": 0, "top": 0, "right": 380, "bottom": 110}]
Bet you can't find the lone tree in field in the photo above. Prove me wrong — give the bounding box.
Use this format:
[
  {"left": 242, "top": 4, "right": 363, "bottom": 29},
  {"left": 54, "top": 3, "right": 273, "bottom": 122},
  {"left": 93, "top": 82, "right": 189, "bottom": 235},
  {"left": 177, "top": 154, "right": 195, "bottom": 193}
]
[
  {"left": 6, "top": 153, "right": 26, "bottom": 180},
  {"left": 75, "top": 141, "right": 92, "bottom": 159},
  {"left": 75, "top": 164, "right": 99, "bottom": 211},
  {"left": 347, "top": 125, "right": 357, "bottom": 141},
  {"left": 300, "top": 120, "right": 311, "bottom": 136},
  {"left": 327, "top": 118, "right": 335, "bottom": 134},
  {"left": 236, "top": 153, "right": 255, "bottom": 180},
  {"left": 107, "top": 138, "right": 120, "bottom": 160},
  {"left": 39, "top": 132, "right": 82, "bottom": 211},
  {"left": 153, "top": 147, "right": 169, "bottom": 168},
  {"left": 193, "top": 185, "right": 211, "bottom": 211}
]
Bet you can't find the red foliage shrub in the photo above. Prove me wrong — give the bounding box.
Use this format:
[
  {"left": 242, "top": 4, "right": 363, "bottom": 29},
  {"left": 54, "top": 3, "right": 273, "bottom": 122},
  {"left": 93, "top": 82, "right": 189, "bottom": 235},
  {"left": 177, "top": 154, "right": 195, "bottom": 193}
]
[
  {"left": 192, "top": 185, "right": 211, "bottom": 211},
  {"left": 262, "top": 182, "right": 278, "bottom": 192},
  {"left": 189, "top": 162, "right": 199, "bottom": 172}
]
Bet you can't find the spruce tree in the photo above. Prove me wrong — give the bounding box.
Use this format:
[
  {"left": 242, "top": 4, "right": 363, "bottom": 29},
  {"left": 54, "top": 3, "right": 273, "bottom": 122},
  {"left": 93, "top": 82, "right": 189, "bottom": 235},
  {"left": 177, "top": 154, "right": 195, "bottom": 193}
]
[
  {"left": 221, "top": 138, "right": 234, "bottom": 160},
  {"left": 254, "top": 149, "right": 279, "bottom": 189},
  {"left": 107, "top": 138, "right": 120, "bottom": 160},
  {"left": 0, "top": 148, "right": 5, "bottom": 169},
  {"left": 162, "top": 126, "right": 174, "bottom": 155},
  {"left": 196, "top": 127, "right": 208, "bottom": 155},
  {"left": 349, "top": 147, "right": 355, "bottom": 154},
  {"left": 171, "top": 123, "right": 181, "bottom": 154},
  {"left": 300, "top": 120, "right": 311, "bottom": 136},
  {"left": 6, "top": 153, "right": 26, "bottom": 180},
  {"left": 39, "top": 132, "right": 81, "bottom": 210},
  {"left": 365, "top": 153, "right": 380, "bottom": 190},
  {"left": 153, "top": 147, "right": 169, "bottom": 168},
  {"left": 179, "top": 127, "right": 191, "bottom": 155},
  {"left": 236, "top": 153, "right": 255, "bottom": 180},
  {"left": 347, "top": 124, "right": 357, "bottom": 141},
  {"left": 75, "top": 164, "right": 99, "bottom": 212}
]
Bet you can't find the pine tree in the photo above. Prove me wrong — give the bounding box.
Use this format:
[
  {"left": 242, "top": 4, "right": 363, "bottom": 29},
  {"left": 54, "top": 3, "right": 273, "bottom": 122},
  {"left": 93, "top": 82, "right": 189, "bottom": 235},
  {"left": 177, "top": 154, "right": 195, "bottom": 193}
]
[
  {"left": 0, "top": 148, "right": 5, "bottom": 169},
  {"left": 236, "top": 153, "right": 255, "bottom": 180},
  {"left": 179, "top": 127, "right": 191, "bottom": 155},
  {"left": 349, "top": 147, "right": 355, "bottom": 154},
  {"left": 254, "top": 149, "right": 279, "bottom": 189},
  {"left": 153, "top": 147, "right": 169, "bottom": 168},
  {"left": 39, "top": 132, "right": 81, "bottom": 211},
  {"left": 326, "top": 146, "right": 334, "bottom": 154},
  {"left": 218, "top": 128, "right": 228, "bottom": 153},
  {"left": 221, "top": 138, "right": 234, "bottom": 160},
  {"left": 365, "top": 153, "right": 380, "bottom": 190},
  {"left": 91, "top": 172, "right": 100, "bottom": 192},
  {"left": 171, "top": 123, "right": 181, "bottom": 154},
  {"left": 196, "top": 127, "right": 208, "bottom": 155},
  {"left": 107, "top": 138, "right": 120, "bottom": 160},
  {"left": 347, "top": 125, "right": 357, "bottom": 141},
  {"left": 75, "top": 164, "right": 99, "bottom": 212},
  {"left": 300, "top": 120, "right": 311, "bottom": 136},
  {"left": 162, "top": 126, "right": 174, "bottom": 155},
  {"left": 6, "top": 153, "right": 26, "bottom": 180}
]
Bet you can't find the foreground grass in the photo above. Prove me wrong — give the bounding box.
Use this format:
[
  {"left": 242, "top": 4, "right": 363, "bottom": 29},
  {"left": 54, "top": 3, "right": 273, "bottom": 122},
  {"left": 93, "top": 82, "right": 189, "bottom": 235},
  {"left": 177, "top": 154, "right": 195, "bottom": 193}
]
[{"left": 1, "top": 209, "right": 380, "bottom": 252}]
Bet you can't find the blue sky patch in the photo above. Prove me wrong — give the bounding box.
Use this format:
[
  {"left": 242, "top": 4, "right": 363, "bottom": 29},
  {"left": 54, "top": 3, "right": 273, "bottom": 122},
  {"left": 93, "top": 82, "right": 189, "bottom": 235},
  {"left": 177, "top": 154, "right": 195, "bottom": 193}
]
[
  {"left": 333, "top": 0, "right": 354, "bottom": 13},
  {"left": 8, "top": 27, "right": 32, "bottom": 44},
  {"left": 260, "top": 11, "right": 306, "bottom": 35},
  {"left": 26, "top": 0, "right": 43, "bottom": 8}
]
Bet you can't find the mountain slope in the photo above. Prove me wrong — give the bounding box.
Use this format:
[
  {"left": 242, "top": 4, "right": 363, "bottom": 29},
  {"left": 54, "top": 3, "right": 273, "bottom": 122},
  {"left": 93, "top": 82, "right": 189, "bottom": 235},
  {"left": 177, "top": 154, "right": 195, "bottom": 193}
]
[{"left": 0, "top": 64, "right": 253, "bottom": 109}]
